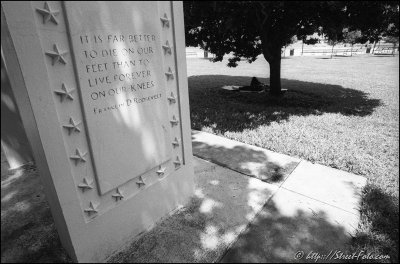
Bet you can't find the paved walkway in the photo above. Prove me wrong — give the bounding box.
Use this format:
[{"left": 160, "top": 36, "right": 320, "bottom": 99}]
[
  {"left": 110, "top": 131, "right": 366, "bottom": 262},
  {"left": 192, "top": 131, "right": 366, "bottom": 262},
  {"left": 1, "top": 131, "right": 367, "bottom": 263}
]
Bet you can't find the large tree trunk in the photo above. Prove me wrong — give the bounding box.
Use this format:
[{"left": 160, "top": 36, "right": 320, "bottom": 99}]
[
  {"left": 269, "top": 57, "right": 281, "bottom": 95},
  {"left": 260, "top": 36, "right": 282, "bottom": 96},
  {"left": 262, "top": 45, "right": 283, "bottom": 96}
]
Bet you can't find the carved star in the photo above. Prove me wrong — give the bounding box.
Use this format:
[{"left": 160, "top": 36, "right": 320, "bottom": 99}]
[
  {"left": 165, "top": 67, "right": 174, "bottom": 80},
  {"left": 167, "top": 92, "right": 176, "bottom": 104},
  {"left": 172, "top": 137, "right": 180, "bottom": 148},
  {"left": 170, "top": 115, "right": 179, "bottom": 126},
  {"left": 136, "top": 176, "right": 146, "bottom": 187},
  {"left": 173, "top": 156, "right": 181, "bottom": 167},
  {"left": 162, "top": 41, "right": 172, "bottom": 55},
  {"left": 45, "top": 44, "right": 68, "bottom": 65},
  {"left": 36, "top": 2, "right": 60, "bottom": 25},
  {"left": 78, "top": 178, "right": 93, "bottom": 191},
  {"left": 112, "top": 188, "right": 124, "bottom": 201},
  {"left": 70, "top": 148, "right": 87, "bottom": 165},
  {"left": 160, "top": 13, "right": 170, "bottom": 28},
  {"left": 54, "top": 83, "right": 75, "bottom": 102},
  {"left": 84, "top": 201, "right": 98, "bottom": 214},
  {"left": 63, "top": 117, "right": 81, "bottom": 135},
  {"left": 156, "top": 166, "right": 166, "bottom": 176}
]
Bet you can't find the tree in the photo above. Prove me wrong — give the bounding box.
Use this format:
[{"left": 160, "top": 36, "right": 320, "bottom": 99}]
[
  {"left": 184, "top": 1, "right": 399, "bottom": 96},
  {"left": 299, "top": 33, "right": 320, "bottom": 56},
  {"left": 316, "top": 2, "right": 348, "bottom": 58},
  {"left": 343, "top": 29, "right": 363, "bottom": 56},
  {"left": 345, "top": 1, "right": 399, "bottom": 45},
  {"left": 184, "top": 1, "right": 321, "bottom": 95},
  {"left": 383, "top": 35, "right": 399, "bottom": 55}
]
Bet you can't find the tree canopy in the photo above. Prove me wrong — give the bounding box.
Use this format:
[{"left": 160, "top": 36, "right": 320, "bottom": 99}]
[{"left": 184, "top": 1, "right": 399, "bottom": 95}]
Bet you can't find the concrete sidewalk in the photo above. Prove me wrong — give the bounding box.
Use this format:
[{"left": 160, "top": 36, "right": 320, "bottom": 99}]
[
  {"left": 194, "top": 130, "right": 367, "bottom": 263},
  {"left": 192, "top": 130, "right": 366, "bottom": 219},
  {"left": 1, "top": 131, "right": 367, "bottom": 263},
  {"left": 110, "top": 131, "right": 366, "bottom": 262}
]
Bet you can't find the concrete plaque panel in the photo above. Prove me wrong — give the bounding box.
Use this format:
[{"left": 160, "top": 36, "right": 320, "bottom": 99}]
[{"left": 65, "top": 2, "right": 172, "bottom": 194}]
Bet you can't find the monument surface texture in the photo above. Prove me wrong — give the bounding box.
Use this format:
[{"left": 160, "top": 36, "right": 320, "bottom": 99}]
[{"left": 1, "top": 1, "right": 194, "bottom": 262}]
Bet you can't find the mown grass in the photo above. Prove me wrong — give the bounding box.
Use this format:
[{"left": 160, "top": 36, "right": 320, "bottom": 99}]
[{"left": 187, "top": 54, "right": 399, "bottom": 262}]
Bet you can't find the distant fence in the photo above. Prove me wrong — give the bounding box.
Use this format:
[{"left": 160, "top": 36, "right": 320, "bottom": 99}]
[
  {"left": 300, "top": 48, "right": 363, "bottom": 56},
  {"left": 372, "top": 47, "right": 396, "bottom": 56},
  {"left": 186, "top": 48, "right": 216, "bottom": 58},
  {"left": 186, "top": 50, "right": 198, "bottom": 57},
  {"left": 295, "top": 45, "right": 397, "bottom": 57},
  {"left": 186, "top": 44, "right": 398, "bottom": 58}
]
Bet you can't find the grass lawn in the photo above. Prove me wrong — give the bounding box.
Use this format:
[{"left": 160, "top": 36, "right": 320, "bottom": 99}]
[{"left": 187, "top": 54, "right": 399, "bottom": 262}]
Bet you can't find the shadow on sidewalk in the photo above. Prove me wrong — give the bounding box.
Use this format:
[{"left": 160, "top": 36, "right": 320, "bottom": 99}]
[
  {"left": 220, "top": 202, "right": 351, "bottom": 263},
  {"left": 110, "top": 139, "right": 361, "bottom": 263},
  {"left": 191, "top": 131, "right": 300, "bottom": 184}
]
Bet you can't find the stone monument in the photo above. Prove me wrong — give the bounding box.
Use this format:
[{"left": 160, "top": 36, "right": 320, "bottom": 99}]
[{"left": 1, "top": 1, "right": 194, "bottom": 262}]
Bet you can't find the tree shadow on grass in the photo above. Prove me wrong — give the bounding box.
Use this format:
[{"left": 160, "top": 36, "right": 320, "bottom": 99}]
[
  {"left": 188, "top": 75, "right": 382, "bottom": 133},
  {"left": 350, "top": 184, "right": 399, "bottom": 263}
]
